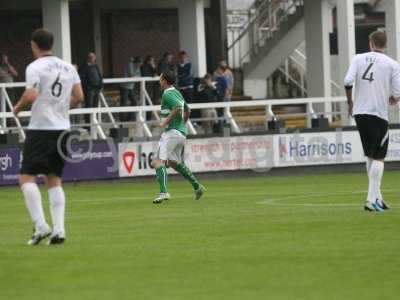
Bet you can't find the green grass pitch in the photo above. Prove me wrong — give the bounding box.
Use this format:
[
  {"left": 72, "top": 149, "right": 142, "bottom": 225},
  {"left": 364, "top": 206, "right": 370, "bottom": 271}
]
[{"left": 0, "top": 171, "right": 399, "bottom": 300}]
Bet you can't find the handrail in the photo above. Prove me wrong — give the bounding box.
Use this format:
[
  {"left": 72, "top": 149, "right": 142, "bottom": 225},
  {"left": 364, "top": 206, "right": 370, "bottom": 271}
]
[
  {"left": 0, "top": 97, "right": 349, "bottom": 119},
  {"left": 290, "top": 48, "right": 342, "bottom": 91},
  {"left": 227, "top": 0, "right": 272, "bottom": 52},
  {"left": 228, "top": 0, "right": 304, "bottom": 69},
  {"left": 1, "top": 75, "right": 368, "bottom": 141},
  {"left": 0, "top": 76, "right": 160, "bottom": 88}
]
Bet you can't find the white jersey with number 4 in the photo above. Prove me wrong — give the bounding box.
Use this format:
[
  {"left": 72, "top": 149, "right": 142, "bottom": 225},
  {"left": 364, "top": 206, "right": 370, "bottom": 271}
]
[
  {"left": 26, "top": 56, "right": 81, "bottom": 130},
  {"left": 344, "top": 51, "right": 400, "bottom": 121}
]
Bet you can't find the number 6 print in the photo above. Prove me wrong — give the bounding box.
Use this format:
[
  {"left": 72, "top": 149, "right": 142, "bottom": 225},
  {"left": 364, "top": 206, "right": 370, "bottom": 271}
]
[{"left": 51, "top": 73, "right": 63, "bottom": 97}]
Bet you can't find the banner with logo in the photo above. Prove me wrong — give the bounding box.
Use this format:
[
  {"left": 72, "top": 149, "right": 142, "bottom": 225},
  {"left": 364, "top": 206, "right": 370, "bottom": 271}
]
[
  {"left": 118, "top": 135, "right": 274, "bottom": 177},
  {"left": 387, "top": 129, "right": 400, "bottom": 161},
  {"left": 2, "top": 129, "right": 400, "bottom": 186},
  {"left": 274, "top": 130, "right": 365, "bottom": 167},
  {"left": 0, "top": 141, "right": 119, "bottom": 186},
  {"left": 119, "top": 141, "right": 159, "bottom": 177},
  {"left": 0, "top": 147, "right": 21, "bottom": 186},
  {"left": 186, "top": 135, "right": 274, "bottom": 172},
  {"left": 63, "top": 141, "right": 119, "bottom": 181}
]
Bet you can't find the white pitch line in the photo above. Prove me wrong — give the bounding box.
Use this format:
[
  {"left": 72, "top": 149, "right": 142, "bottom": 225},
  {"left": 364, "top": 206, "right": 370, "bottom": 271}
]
[{"left": 258, "top": 189, "right": 400, "bottom": 207}]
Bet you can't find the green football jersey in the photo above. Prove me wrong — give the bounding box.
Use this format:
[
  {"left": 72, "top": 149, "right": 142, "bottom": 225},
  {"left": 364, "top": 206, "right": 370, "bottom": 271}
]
[{"left": 160, "top": 87, "right": 189, "bottom": 135}]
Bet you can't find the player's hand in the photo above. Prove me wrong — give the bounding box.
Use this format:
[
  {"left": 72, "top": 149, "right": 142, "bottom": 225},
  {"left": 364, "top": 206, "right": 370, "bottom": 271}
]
[
  {"left": 159, "top": 121, "right": 167, "bottom": 129},
  {"left": 13, "top": 105, "right": 20, "bottom": 117},
  {"left": 389, "top": 96, "right": 399, "bottom": 106}
]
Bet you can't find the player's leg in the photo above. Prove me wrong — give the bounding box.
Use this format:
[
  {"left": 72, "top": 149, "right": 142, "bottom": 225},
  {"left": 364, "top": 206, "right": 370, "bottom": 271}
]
[
  {"left": 45, "top": 175, "right": 66, "bottom": 244},
  {"left": 169, "top": 160, "right": 205, "bottom": 200},
  {"left": 151, "top": 133, "right": 170, "bottom": 204},
  {"left": 366, "top": 158, "right": 385, "bottom": 211},
  {"left": 355, "top": 115, "right": 382, "bottom": 211},
  {"left": 372, "top": 120, "right": 390, "bottom": 210},
  {"left": 20, "top": 130, "right": 51, "bottom": 244},
  {"left": 361, "top": 115, "right": 389, "bottom": 211},
  {"left": 151, "top": 159, "right": 170, "bottom": 204},
  {"left": 20, "top": 174, "right": 51, "bottom": 245},
  {"left": 168, "top": 133, "right": 205, "bottom": 200}
]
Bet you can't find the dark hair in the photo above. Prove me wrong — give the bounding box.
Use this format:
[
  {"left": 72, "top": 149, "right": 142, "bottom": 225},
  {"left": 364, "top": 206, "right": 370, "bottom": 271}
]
[
  {"left": 31, "top": 28, "right": 54, "bottom": 51},
  {"left": 133, "top": 56, "right": 142, "bottom": 64},
  {"left": 204, "top": 73, "right": 213, "bottom": 80},
  {"left": 369, "top": 30, "right": 387, "bottom": 49},
  {"left": 161, "top": 70, "right": 176, "bottom": 85},
  {"left": 179, "top": 51, "right": 187, "bottom": 57},
  {"left": 144, "top": 55, "right": 154, "bottom": 64},
  {"left": 163, "top": 52, "right": 172, "bottom": 58}
]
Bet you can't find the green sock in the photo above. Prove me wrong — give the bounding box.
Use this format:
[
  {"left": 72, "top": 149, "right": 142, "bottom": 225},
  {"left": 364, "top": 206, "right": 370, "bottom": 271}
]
[
  {"left": 156, "top": 166, "right": 168, "bottom": 193},
  {"left": 175, "top": 163, "right": 200, "bottom": 190}
]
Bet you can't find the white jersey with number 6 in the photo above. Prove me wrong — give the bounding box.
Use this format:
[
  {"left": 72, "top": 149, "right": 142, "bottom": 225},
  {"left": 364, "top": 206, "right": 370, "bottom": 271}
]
[
  {"left": 344, "top": 51, "right": 400, "bottom": 121},
  {"left": 26, "top": 56, "right": 81, "bottom": 130}
]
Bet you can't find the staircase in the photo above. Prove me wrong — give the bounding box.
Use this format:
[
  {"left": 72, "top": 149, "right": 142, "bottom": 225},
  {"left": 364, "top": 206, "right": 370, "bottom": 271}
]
[
  {"left": 228, "top": 0, "right": 343, "bottom": 99},
  {"left": 226, "top": 0, "right": 344, "bottom": 130},
  {"left": 228, "top": 1, "right": 305, "bottom": 87},
  {"left": 227, "top": 1, "right": 308, "bottom": 129}
]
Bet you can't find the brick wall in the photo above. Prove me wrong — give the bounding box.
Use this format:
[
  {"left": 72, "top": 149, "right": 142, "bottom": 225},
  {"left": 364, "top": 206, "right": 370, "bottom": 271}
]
[
  {"left": 102, "top": 9, "right": 180, "bottom": 77},
  {"left": 0, "top": 6, "right": 225, "bottom": 80},
  {"left": 0, "top": 11, "right": 41, "bottom": 82}
]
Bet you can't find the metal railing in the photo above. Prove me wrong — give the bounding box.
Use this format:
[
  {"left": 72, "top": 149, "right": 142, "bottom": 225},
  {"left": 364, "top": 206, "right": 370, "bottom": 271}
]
[
  {"left": 279, "top": 47, "right": 343, "bottom": 97},
  {"left": 0, "top": 77, "right": 240, "bottom": 140},
  {"left": 0, "top": 78, "right": 361, "bottom": 141}
]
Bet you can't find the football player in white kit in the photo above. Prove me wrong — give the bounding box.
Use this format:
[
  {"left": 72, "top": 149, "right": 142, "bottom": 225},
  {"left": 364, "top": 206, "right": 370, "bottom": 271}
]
[
  {"left": 344, "top": 30, "right": 400, "bottom": 212},
  {"left": 13, "top": 29, "right": 84, "bottom": 245}
]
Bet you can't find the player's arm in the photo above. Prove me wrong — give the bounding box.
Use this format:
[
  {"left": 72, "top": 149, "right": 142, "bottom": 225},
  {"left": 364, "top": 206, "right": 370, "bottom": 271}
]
[
  {"left": 70, "top": 83, "right": 84, "bottom": 108},
  {"left": 13, "top": 65, "right": 40, "bottom": 116},
  {"left": 389, "top": 96, "right": 399, "bottom": 106},
  {"left": 183, "top": 102, "right": 190, "bottom": 122},
  {"left": 70, "top": 69, "right": 84, "bottom": 109},
  {"left": 160, "top": 106, "right": 182, "bottom": 129},
  {"left": 13, "top": 88, "right": 39, "bottom": 116},
  {"left": 390, "top": 64, "right": 400, "bottom": 105},
  {"left": 345, "top": 87, "right": 353, "bottom": 117},
  {"left": 344, "top": 56, "right": 358, "bottom": 117}
]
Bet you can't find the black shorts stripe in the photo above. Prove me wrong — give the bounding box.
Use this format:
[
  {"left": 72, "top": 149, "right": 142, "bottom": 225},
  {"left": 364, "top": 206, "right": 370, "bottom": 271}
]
[{"left": 355, "top": 114, "right": 389, "bottom": 160}]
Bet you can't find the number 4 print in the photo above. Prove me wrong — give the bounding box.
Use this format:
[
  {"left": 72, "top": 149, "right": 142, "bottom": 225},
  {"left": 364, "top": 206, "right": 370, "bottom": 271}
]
[{"left": 362, "top": 63, "right": 374, "bottom": 82}]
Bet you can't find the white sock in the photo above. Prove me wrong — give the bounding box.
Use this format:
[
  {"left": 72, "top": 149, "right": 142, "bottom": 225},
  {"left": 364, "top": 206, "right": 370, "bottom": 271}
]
[
  {"left": 48, "top": 186, "right": 66, "bottom": 236},
  {"left": 366, "top": 157, "right": 373, "bottom": 174},
  {"left": 21, "top": 183, "right": 48, "bottom": 231},
  {"left": 377, "top": 163, "right": 384, "bottom": 201},
  {"left": 367, "top": 160, "right": 384, "bottom": 203}
]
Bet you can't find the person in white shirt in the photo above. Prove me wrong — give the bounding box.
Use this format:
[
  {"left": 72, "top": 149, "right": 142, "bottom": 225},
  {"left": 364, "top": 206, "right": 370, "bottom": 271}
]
[
  {"left": 344, "top": 30, "right": 400, "bottom": 212},
  {"left": 13, "top": 28, "right": 84, "bottom": 245}
]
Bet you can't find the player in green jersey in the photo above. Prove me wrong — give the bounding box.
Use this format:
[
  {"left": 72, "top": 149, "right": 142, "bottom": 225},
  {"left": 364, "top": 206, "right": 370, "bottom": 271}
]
[{"left": 151, "top": 70, "right": 205, "bottom": 204}]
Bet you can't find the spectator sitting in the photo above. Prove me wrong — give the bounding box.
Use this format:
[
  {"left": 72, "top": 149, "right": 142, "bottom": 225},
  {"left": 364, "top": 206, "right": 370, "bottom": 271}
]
[
  {"left": 197, "top": 74, "right": 219, "bottom": 134},
  {"left": 120, "top": 56, "right": 142, "bottom": 122},
  {"left": 213, "top": 66, "right": 229, "bottom": 125},
  {"left": 158, "top": 52, "right": 175, "bottom": 75},
  {"left": 176, "top": 51, "right": 194, "bottom": 103},
  {"left": 80, "top": 52, "right": 103, "bottom": 127},
  {"left": 213, "top": 59, "right": 234, "bottom": 102}
]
